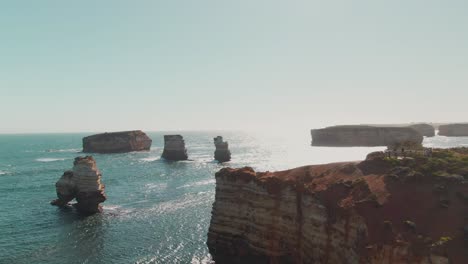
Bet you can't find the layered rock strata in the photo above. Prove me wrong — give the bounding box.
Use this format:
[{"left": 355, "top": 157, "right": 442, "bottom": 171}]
[
  {"left": 439, "top": 124, "right": 468, "bottom": 137},
  {"left": 82, "top": 130, "right": 152, "bottom": 153},
  {"left": 161, "top": 135, "right": 188, "bottom": 161},
  {"left": 214, "top": 136, "right": 231, "bottom": 162},
  {"left": 51, "top": 156, "right": 106, "bottom": 215},
  {"left": 208, "top": 150, "right": 468, "bottom": 263},
  {"left": 311, "top": 125, "right": 423, "bottom": 147}
]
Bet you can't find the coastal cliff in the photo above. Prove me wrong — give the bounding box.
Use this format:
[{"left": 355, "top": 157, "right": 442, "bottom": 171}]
[
  {"left": 439, "top": 124, "right": 468, "bottom": 137},
  {"left": 408, "top": 123, "right": 435, "bottom": 137},
  {"left": 311, "top": 125, "right": 423, "bottom": 147},
  {"left": 82, "top": 130, "right": 152, "bottom": 153},
  {"left": 207, "top": 149, "right": 468, "bottom": 263},
  {"left": 51, "top": 156, "right": 106, "bottom": 215}
]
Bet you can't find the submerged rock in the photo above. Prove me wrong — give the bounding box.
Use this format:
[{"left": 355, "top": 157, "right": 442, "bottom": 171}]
[
  {"left": 439, "top": 123, "right": 468, "bottom": 137},
  {"left": 161, "top": 135, "right": 188, "bottom": 161},
  {"left": 82, "top": 130, "right": 152, "bottom": 153},
  {"left": 51, "top": 156, "right": 106, "bottom": 215},
  {"left": 214, "top": 136, "right": 231, "bottom": 162},
  {"left": 311, "top": 125, "right": 423, "bottom": 147},
  {"left": 207, "top": 148, "right": 468, "bottom": 263}
]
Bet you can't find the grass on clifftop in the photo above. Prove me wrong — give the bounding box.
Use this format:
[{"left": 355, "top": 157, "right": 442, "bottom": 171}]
[{"left": 384, "top": 148, "right": 468, "bottom": 179}]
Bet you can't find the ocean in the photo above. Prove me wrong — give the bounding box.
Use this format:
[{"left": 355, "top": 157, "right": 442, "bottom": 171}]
[{"left": 1, "top": 131, "right": 467, "bottom": 264}]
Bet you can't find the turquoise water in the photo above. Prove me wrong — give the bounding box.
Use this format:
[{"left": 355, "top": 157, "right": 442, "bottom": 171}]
[{"left": 0, "top": 132, "right": 467, "bottom": 264}]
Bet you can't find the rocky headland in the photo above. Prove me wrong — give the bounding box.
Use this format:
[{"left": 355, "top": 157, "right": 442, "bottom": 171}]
[
  {"left": 311, "top": 125, "right": 424, "bottom": 147},
  {"left": 82, "top": 130, "right": 152, "bottom": 153},
  {"left": 161, "top": 135, "right": 188, "bottom": 161},
  {"left": 407, "top": 123, "right": 435, "bottom": 137},
  {"left": 207, "top": 148, "right": 468, "bottom": 263},
  {"left": 51, "top": 156, "right": 106, "bottom": 215},
  {"left": 214, "top": 136, "right": 231, "bottom": 162},
  {"left": 439, "top": 124, "right": 468, "bottom": 137}
]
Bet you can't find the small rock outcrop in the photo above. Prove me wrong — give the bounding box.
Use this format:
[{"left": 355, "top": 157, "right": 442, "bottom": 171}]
[
  {"left": 82, "top": 130, "right": 152, "bottom": 153},
  {"left": 439, "top": 123, "right": 468, "bottom": 137},
  {"left": 408, "top": 123, "right": 435, "bottom": 137},
  {"left": 161, "top": 135, "right": 188, "bottom": 161},
  {"left": 311, "top": 125, "right": 423, "bottom": 147},
  {"left": 51, "top": 156, "right": 106, "bottom": 215},
  {"left": 208, "top": 148, "right": 468, "bottom": 263},
  {"left": 214, "top": 136, "right": 231, "bottom": 162}
]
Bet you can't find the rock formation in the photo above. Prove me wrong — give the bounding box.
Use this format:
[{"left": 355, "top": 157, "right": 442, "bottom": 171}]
[
  {"left": 208, "top": 148, "right": 468, "bottom": 263},
  {"left": 407, "top": 123, "right": 435, "bottom": 137},
  {"left": 214, "top": 136, "right": 231, "bottom": 162},
  {"left": 161, "top": 135, "right": 188, "bottom": 161},
  {"left": 51, "top": 156, "right": 106, "bottom": 215},
  {"left": 82, "top": 130, "right": 152, "bottom": 153},
  {"left": 311, "top": 125, "right": 423, "bottom": 147},
  {"left": 439, "top": 124, "right": 468, "bottom": 137}
]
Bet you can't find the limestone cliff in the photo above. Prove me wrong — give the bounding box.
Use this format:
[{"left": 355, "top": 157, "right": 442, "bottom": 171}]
[
  {"left": 161, "top": 135, "right": 188, "bottom": 161},
  {"left": 208, "top": 149, "right": 468, "bottom": 263},
  {"left": 214, "top": 136, "right": 231, "bottom": 162},
  {"left": 51, "top": 156, "right": 106, "bottom": 215},
  {"left": 82, "top": 130, "right": 152, "bottom": 153},
  {"left": 311, "top": 125, "right": 423, "bottom": 147},
  {"left": 439, "top": 124, "right": 468, "bottom": 137}
]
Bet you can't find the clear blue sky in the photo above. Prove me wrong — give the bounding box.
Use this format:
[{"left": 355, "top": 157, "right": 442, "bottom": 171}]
[{"left": 1, "top": 0, "right": 467, "bottom": 133}]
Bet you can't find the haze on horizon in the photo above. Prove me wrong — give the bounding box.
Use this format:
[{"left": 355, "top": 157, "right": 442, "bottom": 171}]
[{"left": 1, "top": 1, "right": 467, "bottom": 134}]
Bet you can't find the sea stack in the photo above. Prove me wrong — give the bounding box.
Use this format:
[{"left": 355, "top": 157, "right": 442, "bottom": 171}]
[
  {"left": 214, "top": 136, "right": 231, "bottom": 162},
  {"left": 161, "top": 135, "right": 188, "bottom": 161},
  {"left": 51, "top": 156, "right": 106, "bottom": 215},
  {"left": 82, "top": 130, "right": 152, "bottom": 153},
  {"left": 207, "top": 149, "right": 468, "bottom": 263},
  {"left": 439, "top": 123, "right": 468, "bottom": 137},
  {"left": 311, "top": 125, "right": 423, "bottom": 147}
]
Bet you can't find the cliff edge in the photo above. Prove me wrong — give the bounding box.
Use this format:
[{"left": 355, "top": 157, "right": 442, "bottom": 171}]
[{"left": 208, "top": 148, "right": 468, "bottom": 263}]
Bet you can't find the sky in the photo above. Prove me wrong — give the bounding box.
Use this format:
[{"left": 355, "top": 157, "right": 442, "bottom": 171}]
[{"left": 1, "top": 0, "right": 467, "bottom": 133}]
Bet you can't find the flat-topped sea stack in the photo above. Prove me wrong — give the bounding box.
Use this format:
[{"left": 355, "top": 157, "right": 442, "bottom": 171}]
[
  {"left": 82, "top": 130, "right": 152, "bottom": 153},
  {"left": 51, "top": 156, "right": 106, "bottom": 215},
  {"left": 161, "top": 135, "right": 188, "bottom": 161},
  {"left": 439, "top": 124, "right": 468, "bottom": 137},
  {"left": 311, "top": 125, "right": 423, "bottom": 147},
  {"left": 365, "top": 123, "right": 435, "bottom": 137},
  {"left": 214, "top": 136, "right": 231, "bottom": 162},
  {"left": 208, "top": 148, "right": 468, "bottom": 263}
]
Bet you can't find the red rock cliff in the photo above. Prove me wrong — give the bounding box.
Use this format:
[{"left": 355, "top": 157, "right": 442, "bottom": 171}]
[{"left": 207, "top": 149, "right": 468, "bottom": 263}]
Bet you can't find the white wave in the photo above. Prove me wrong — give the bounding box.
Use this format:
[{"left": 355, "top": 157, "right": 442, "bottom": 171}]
[
  {"left": 35, "top": 158, "right": 67, "bottom": 162},
  {"left": 140, "top": 157, "right": 160, "bottom": 162},
  {"left": 176, "top": 179, "right": 215, "bottom": 189},
  {"left": 145, "top": 183, "right": 168, "bottom": 191},
  {"left": 0, "top": 171, "right": 7, "bottom": 175},
  {"left": 46, "top": 148, "right": 81, "bottom": 153}
]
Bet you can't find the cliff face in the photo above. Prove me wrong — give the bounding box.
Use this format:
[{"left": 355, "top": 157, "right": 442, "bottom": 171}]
[
  {"left": 208, "top": 150, "right": 468, "bottom": 263},
  {"left": 408, "top": 124, "right": 435, "bottom": 137},
  {"left": 214, "top": 136, "right": 231, "bottom": 162},
  {"left": 161, "top": 135, "right": 188, "bottom": 161},
  {"left": 439, "top": 124, "right": 468, "bottom": 137},
  {"left": 51, "top": 156, "right": 106, "bottom": 215},
  {"left": 82, "top": 130, "right": 152, "bottom": 153},
  {"left": 311, "top": 126, "right": 423, "bottom": 147}
]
